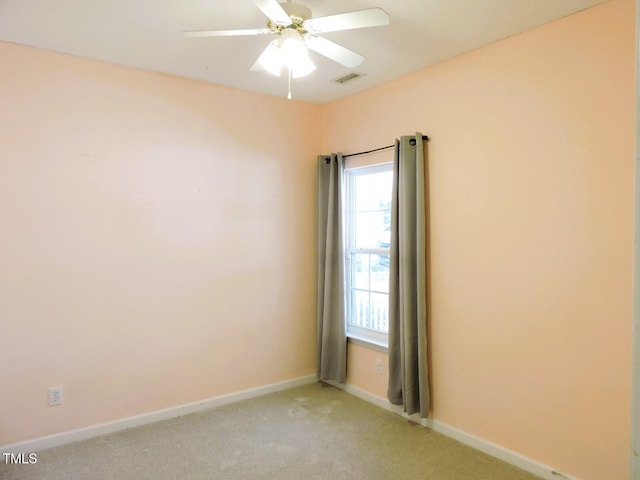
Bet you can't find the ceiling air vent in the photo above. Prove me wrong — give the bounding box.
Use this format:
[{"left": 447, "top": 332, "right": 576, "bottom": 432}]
[{"left": 332, "top": 72, "right": 366, "bottom": 84}]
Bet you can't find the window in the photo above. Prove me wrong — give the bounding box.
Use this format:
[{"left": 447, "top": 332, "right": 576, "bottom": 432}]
[{"left": 345, "top": 162, "right": 393, "bottom": 347}]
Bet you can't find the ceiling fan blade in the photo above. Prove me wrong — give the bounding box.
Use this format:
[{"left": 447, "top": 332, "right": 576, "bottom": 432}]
[
  {"left": 253, "top": 0, "right": 291, "bottom": 26},
  {"left": 304, "top": 8, "right": 389, "bottom": 34},
  {"left": 305, "top": 35, "right": 364, "bottom": 68},
  {"left": 182, "top": 28, "right": 272, "bottom": 37}
]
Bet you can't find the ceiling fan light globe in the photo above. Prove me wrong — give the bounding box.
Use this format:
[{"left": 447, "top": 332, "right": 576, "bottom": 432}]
[
  {"left": 264, "top": 63, "right": 283, "bottom": 76},
  {"left": 281, "top": 39, "right": 305, "bottom": 62},
  {"left": 254, "top": 40, "right": 283, "bottom": 76},
  {"left": 278, "top": 29, "right": 315, "bottom": 77},
  {"left": 291, "top": 57, "right": 316, "bottom": 78}
]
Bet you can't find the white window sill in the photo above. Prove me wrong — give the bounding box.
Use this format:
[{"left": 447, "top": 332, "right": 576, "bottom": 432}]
[{"left": 347, "top": 334, "right": 389, "bottom": 353}]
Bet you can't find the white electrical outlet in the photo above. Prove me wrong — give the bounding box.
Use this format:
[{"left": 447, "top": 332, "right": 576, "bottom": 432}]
[
  {"left": 48, "top": 386, "right": 63, "bottom": 406},
  {"left": 375, "top": 358, "right": 383, "bottom": 375}
]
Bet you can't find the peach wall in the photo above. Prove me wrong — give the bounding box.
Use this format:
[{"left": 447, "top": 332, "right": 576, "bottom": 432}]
[
  {"left": 327, "top": 1, "right": 635, "bottom": 479},
  {"left": 0, "top": 0, "right": 635, "bottom": 477},
  {"left": 346, "top": 343, "right": 388, "bottom": 398},
  {"left": 0, "top": 42, "right": 320, "bottom": 445}
]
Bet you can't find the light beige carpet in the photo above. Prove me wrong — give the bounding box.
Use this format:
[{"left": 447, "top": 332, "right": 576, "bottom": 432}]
[{"left": 1, "top": 382, "right": 542, "bottom": 479}]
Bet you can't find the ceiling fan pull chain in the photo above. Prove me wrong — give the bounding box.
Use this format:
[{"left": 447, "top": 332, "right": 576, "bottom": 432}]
[{"left": 287, "top": 67, "right": 292, "bottom": 100}]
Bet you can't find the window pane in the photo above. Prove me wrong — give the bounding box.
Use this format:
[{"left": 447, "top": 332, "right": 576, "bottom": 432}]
[
  {"left": 354, "top": 211, "right": 374, "bottom": 249},
  {"left": 373, "top": 211, "right": 390, "bottom": 248},
  {"left": 354, "top": 174, "right": 375, "bottom": 211},
  {"left": 351, "top": 254, "right": 370, "bottom": 290},
  {"left": 369, "top": 293, "right": 389, "bottom": 332},
  {"left": 370, "top": 254, "right": 389, "bottom": 293},
  {"left": 355, "top": 211, "right": 390, "bottom": 249},
  {"left": 345, "top": 164, "right": 393, "bottom": 340},
  {"left": 350, "top": 290, "right": 369, "bottom": 327},
  {"left": 372, "top": 170, "right": 393, "bottom": 210}
]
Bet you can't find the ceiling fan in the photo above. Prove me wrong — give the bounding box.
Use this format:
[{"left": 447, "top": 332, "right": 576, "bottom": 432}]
[{"left": 183, "top": 0, "right": 390, "bottom": 97}]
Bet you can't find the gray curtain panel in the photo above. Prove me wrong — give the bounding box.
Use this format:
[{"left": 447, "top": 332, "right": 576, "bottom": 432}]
[
  {"left": 317, "top": 154, "right": 347, "bottom": 383},
  {"left": 387, "top": 134, "right": 430, "bottom": 417}
]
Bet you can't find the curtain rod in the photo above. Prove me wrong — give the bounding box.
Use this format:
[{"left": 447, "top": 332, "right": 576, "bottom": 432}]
[{"left": 342, "top": 135, "right": 429, "bottom": 159}]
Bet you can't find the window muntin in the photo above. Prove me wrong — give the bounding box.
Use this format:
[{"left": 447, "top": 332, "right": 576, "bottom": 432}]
[{"left": 345, "top": 163, "right": 392, "bottom": 346}]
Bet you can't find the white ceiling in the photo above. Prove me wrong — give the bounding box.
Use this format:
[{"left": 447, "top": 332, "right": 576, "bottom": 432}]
[{"left": 0, "top": 0, "right": 609, "bottom": 104}]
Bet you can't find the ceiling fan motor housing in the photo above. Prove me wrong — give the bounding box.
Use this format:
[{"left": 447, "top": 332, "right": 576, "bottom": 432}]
[{"left": 281, "top": 2, "right": 312, "bottom": 23}]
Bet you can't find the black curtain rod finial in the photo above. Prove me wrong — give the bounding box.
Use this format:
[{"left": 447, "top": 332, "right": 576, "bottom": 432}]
[{"left": 411, "top": 135, "right": 430, "bottom": 146}]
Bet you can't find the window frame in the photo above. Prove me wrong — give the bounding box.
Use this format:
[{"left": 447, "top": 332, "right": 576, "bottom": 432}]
[{"left": 344, "top": 161, "right": 393, "bottom": 349}]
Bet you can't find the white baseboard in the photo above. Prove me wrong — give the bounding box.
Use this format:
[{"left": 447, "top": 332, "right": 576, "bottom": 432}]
[
  {"left": 1, "top": 374, "right": 317, "bottom": 454},
  {"left": 326, "top": 380, "right": 580, "bottom": 480},
  {"left": 2, "top": 374, "right": 581, "bottom": 480},
  {"left": 430, "top": 421, "right": 579, "bottom": 480}
]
